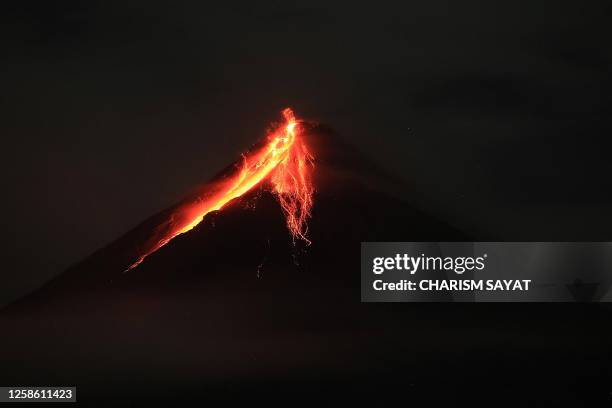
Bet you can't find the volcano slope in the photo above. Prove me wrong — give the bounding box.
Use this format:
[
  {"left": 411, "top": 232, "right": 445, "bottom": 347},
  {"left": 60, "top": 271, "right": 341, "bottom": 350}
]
[{"left": 1, "top": 124, "right": 611, "bottom": 406}]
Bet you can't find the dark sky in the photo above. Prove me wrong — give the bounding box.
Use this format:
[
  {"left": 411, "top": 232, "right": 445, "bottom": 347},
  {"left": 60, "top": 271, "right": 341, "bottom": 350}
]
[{"left": 1, "top": 0, "right": 611, "bottom": 305}]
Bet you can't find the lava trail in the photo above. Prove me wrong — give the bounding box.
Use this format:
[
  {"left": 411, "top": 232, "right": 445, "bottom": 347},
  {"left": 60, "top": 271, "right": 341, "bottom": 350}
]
[{"left": 127, "top": 108, "right": 314, "bottom": 271}]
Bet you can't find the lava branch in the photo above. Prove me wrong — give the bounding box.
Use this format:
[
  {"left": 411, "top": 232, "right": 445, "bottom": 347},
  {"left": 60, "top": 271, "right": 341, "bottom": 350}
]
[{"left": 126, "top": 108, "right": 314, "bottom": 271}]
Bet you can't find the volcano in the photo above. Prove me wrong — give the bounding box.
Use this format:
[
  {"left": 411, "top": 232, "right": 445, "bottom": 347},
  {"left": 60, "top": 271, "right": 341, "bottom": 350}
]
[
  {"left": 1, "top": 113, "right": 611, "bottom": 406},
  {"left": 7, "top": 111, "right": 464, "bottom": 303}
]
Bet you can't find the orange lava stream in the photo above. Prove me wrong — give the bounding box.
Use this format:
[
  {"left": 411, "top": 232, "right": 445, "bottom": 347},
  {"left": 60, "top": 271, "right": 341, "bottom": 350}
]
[{"left": 127, "top": 108, "right": 314, "bottom": 271}]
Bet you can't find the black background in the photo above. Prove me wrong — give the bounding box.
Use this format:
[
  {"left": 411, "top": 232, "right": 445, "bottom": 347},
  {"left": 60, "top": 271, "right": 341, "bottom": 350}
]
[
  {"left": 1, "top": 1, "right": 611, "bottom": 304},
  {"left": 2, "top": 2, "right": 612, "bottom": 406}
]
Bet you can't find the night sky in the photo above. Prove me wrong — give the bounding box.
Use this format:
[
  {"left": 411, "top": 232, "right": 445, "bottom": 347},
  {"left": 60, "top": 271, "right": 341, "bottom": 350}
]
[{"left": 1, "top": 0, "right": 611, "bottom": 305}]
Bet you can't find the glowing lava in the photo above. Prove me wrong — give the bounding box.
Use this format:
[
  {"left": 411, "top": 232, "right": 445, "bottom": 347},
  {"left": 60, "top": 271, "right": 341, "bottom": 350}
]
[{"left": 127, "top": 108, "right": 314, "bottom": 271}]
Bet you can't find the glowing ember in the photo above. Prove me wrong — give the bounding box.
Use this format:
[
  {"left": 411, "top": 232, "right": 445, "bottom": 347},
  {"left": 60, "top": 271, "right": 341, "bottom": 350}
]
[{"left": 127, "top": 108, "right": 314, "bottom": 271}]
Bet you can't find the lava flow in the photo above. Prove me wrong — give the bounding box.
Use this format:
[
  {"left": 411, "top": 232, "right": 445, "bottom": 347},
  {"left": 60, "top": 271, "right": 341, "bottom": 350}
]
[{"left": 127, "top": 108, "right": 314, "bottom": 271}]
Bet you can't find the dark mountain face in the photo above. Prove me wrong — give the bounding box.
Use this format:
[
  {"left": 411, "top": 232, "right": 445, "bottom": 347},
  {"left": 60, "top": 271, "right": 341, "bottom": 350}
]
[
  {"left": 1, "top": 126, "right": 610, "bottom": 406},
  {"left": 11, "top": 123, "right": 463, "bottom": 302}
]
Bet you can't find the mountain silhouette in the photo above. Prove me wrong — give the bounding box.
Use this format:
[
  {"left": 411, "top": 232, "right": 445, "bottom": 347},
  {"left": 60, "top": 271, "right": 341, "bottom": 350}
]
[
  {"left": 8, "top": 123, "right": 463, "bottom": 305},
  {"left": 1, "top": 124, "right": 611, "bottom": 406}
]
